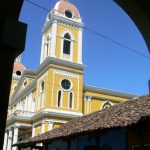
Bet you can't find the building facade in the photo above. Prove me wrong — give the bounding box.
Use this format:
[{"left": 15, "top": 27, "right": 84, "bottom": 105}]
[{"left": 3, "top": 0, "right": 137, "bottom": 150}]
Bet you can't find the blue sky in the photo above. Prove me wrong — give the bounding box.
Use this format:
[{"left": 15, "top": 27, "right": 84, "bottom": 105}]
[{"left": 19, "top": 0, "right": 150, "bottom": 95}]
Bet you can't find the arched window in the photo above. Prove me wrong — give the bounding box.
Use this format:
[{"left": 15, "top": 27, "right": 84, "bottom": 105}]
[
  {"left": 63, "top": 33, "right": 71, "bottom": 55},
  {"left": 57, "top": 90, "right": 62, "bottom": 107},
  {"left": 102, "top": 102, "right": 112, "bottom": 109},
  {"left": 40, "top": 81, "right": 44, "bottom": 93},
  {"left": 44, "top": 35, "right": 51, "bottom": 59},
  {"left": 69, "top": 92, "right": 73, "bottom": 109}
]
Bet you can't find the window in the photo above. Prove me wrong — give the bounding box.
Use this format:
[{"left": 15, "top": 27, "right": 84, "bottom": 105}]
[
  {"left": 65, "top": 10, "right": 73, "bottom": 18},
  {"left": 23, "top": 79, "right": 27, "bottom": 88},
  {"left": 69, "top": 92, "right": 73, "bottom": 109},
  {"left": 44, "top": 35, "right": 51, "bottom": 59},
  {"left": 133, "top": 145, "right": 150, "bottom": 150},
  {"left": 45, "top": 43, "right": 49, "bottom": 57},
  {"left": 102, "top": 102, "right": 112, "bottom": 109},
  {"left": 61, "top": 79, "right": 71, "bottom": 90},
  {"left": 57, "top": 90, "right": 62, "bottom": 107},
  {"left": 16, "top": 70, "right": 21, "bottom": 76},
  {"left": 63, "top": 33, "right": 71, "bottom": 55},
  {"left": 40, "top": 81, "right": 45, "bottom": 93}
]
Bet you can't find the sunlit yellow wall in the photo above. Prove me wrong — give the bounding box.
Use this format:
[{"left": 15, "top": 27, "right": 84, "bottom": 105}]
[
  {"left": 53, "top": 122, "right": 63, "bottom": 129},
  {"left": 10, "top": 79, "right": 19, "bottom": 98},
  {"left": 17, "top": 77, "right": 34, "bottom": 95},
  {"left": 84, "top": 91, "right": 129, "bottom": 114},
  {"left": 44, "top": 66, "right": 83, "bottom": 113},
  {"left": 45, "top": 121, "right": 49, "bottom": 132},
  {"left": 35, "top": 124, "right": 42, "bottom": 136},
  {"left": 56, "top": 24, "right": 79, "bottom": 63}
]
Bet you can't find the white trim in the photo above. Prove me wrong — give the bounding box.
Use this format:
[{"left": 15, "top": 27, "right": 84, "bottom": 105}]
[
  {"left": 48, "top": 121, "right": 54, "bottom": 131},
  {"left": 100, "top": 101, "right": 113, "bottom": 110},
  {"left": 37, "top": 72, "right": 48, "bottom": 110},
  {"left": 42, "top": 15, "right": 83, "bottom": 33},
  {"left": 54, "top": 1, "right": 60, "bottom": 10},
  {"left": 40, "top": 35, "right": 45, "bottom": 64},
  {"left": 52, "top": 70, "right": 55, "bottom": 107},
  {"left": 60, "top": 78, "right": 73, "bottom": 92},
  {"left": 54, "top": 70, "right": 79, "bottom": 78},
  {"left": 32, "top": 125, "right": 35, "bottom": 137},
  {"left": 50, "top": 20, "right": 57, "bottom": 57},
  {"left": 77, "top": 75, "right": 80, "bottom": 110},
  {"left": 33, "top": 108, "right": 83, "bottom": 119},
  {"left": 78, "top": 29, "right": 83, "bottom": 64}
]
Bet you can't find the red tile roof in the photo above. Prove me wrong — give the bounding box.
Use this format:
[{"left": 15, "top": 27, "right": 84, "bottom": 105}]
[
  {"left": 51, "top": 0, "right": 80, "bottom": 18},
  {"left": 14, "top": 95, "right": 150, "bottom": 147}
]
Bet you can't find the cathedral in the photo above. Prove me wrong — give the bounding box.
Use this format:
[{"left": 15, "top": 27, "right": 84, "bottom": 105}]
[{"left": 3, "top": 0, "right": 137, "bottom": 150}]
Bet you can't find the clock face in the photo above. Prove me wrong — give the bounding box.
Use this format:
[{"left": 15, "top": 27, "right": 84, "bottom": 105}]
[{"left": 65, "top": 10, "right": 73, "bottom": 18}]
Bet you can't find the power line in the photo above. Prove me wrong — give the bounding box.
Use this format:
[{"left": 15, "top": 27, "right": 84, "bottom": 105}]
[
  {"left": 24, "top": 0, "right": 49, "bottom": 12},
  {"left": 84, "top": 27, "right": 150, "bottom": 61},
  {"left": 24, "top": 0, "right": 150, "bottom": 61}
]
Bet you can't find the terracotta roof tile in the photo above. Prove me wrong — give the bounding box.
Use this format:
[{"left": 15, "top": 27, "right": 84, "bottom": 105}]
[{"left": 14, "top": 95, "right": 150, "bottom": 147}]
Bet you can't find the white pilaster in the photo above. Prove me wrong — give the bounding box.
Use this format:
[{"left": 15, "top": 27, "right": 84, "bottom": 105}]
[
  {"left": 12, "top": 127, "right": 19, "bottom": 150},
  {"left": 50, "top": 20, "right": 57, "bottom": 57},
  {"left": 48, "top": 121, "right": 54, "bottom": 131},
  {"left": 3, "top": 130, "right": 8, "bottom": 150},
  {"left": 7, "top": 129, "right": 13, "bottom": 150},
  {"left": 78, "top": 29, "right": 83, "bottom": 64},
  {"left": 32, "top": 125, "right": 35, "bottom": 137},
  {"left": 40, "top": 35, "right": 45, "bottom": 64}
]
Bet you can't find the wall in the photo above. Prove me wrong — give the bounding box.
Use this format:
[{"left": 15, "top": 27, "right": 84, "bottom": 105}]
[{"left": 44, "top": 129, "right": 126, "bottom": 150}]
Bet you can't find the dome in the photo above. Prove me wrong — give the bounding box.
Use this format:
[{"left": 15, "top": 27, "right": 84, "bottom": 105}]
[
  {"left": 13, "top": 63, "right": 26, "bottom": 77},
  {"left": 51, "top": 0, "right": 80, "bottom": 18}
]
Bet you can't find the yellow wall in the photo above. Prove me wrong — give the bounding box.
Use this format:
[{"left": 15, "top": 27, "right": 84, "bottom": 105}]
[
  {"left": 83, "top": 91, "right": 129, "bottom": 114},
  {"left": 10, "top": 79, "right": 19, "bottom": 98},
  {"left": 53, "top": 122, "right": 63, "bottom": 129},
  {"left": 35, "top": 124, "right": 42, "bottom": 136},
  {"left": 56, "top": 24, "right": 79, "bottom": 63}
]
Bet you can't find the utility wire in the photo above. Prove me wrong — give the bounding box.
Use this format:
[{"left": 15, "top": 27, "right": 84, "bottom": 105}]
[
  {"left": 84, "top": 27, "right": 150, "bottom": 60},
  {"left": 24, "top": 0, "right": 150, "bottom": 61},
  {"left": 25, "top": 0, "right": 49, "bottom": 12}
]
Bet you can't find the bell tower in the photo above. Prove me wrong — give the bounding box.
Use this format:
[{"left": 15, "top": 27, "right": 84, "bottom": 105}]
[{"left": 40, "top": 0, "right": 83, "bottom": 64}]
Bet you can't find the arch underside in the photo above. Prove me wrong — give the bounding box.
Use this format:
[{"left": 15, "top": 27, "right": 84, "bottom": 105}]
[{"left": 114, "top": 0, "right": 150, "bottom": 52}]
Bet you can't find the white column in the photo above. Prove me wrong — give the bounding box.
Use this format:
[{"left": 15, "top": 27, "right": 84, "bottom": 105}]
[
  {"left": 87, "top": 96, "right": 92, "bottom": 114},
  {"left": 12, "top": 127, "right": 19, "bottom": 150},
  {"left": 3, "top": 130, "right": 8, "bottom": 150},
  {"left": 7, "top": 129, "right": 13, "bottom": 150},
  {"left": 32, "top": 125, "right": 35, "bottom": 137},
  {"left": 48, "top": 121, "right": 54, "bottom": 131},
  {"left": 50, "top": 20, "right": 57, "bottom": 57},
  {"left": 40, "top": 35, "right": 45, "bottom": 64},
  {"left": 78, "top": 29, "right": 83, "bottom": 64}
]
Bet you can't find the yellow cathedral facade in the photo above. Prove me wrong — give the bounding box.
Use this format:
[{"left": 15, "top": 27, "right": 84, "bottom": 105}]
[{"left": 3, "top": 0, "right": 137, "bottom": 150}]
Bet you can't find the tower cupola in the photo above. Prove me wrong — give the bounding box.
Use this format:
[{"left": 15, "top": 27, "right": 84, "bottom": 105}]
[{"left": 40, "top": 0, "right": 83, "bottom": 64}]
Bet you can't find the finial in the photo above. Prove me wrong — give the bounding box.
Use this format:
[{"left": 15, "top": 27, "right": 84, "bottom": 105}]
[{"left": 15, "top": 55, "right": 21, "bottom": 63}]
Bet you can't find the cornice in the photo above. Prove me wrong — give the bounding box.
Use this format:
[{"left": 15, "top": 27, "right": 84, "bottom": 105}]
[
  {"left": 83, "top": 85, "right": 138, "bottom": 99},
  {"left": 6, "top": 109, "right": 83, "bottom": 126},
  {"left": 42, "top": 14, "right": 84, "bottom": 33},
  {"left": 9, "top": 80, "right": 36, "bottom": 106},
  {"left": 32, "top": 109, "right": 83, "bottom": 120}
]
